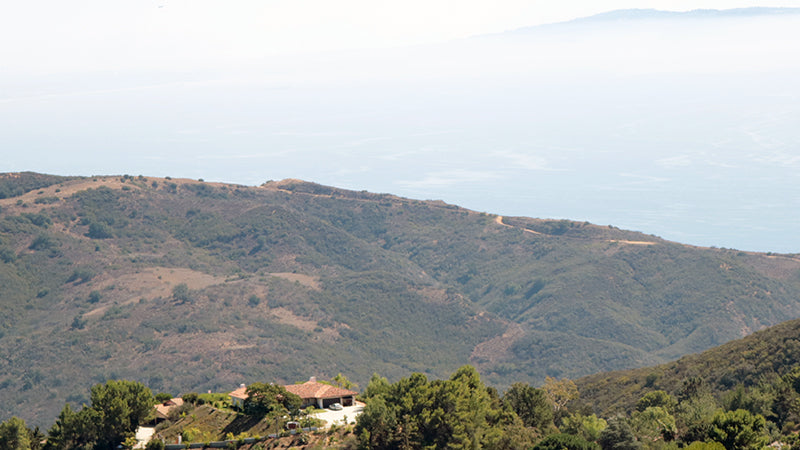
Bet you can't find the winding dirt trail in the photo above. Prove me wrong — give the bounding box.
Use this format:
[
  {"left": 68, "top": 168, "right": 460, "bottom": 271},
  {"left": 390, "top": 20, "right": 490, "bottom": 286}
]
[{"left": 494, "top": 216, "right": 542, "bottom": 234}]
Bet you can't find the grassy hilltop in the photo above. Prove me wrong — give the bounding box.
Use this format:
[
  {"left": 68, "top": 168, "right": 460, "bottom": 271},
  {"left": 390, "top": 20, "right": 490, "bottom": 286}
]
[{"left": 1, "top": 172, "right": 800, "bottom": 426}]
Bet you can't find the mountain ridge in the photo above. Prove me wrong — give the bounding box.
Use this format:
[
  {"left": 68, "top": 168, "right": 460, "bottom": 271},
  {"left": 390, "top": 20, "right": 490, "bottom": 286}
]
[
  {"left": 473, "top": 6, "right": 800, "bottom": 40},
  {"left": 2, "top": 172, "right": 800, "bottom": 426},
  {"left": 574, "top": 7, "right": 800, "bottom": 21},
  {"left": 508, "top": 6, "right": 800, "bottom": 32}
]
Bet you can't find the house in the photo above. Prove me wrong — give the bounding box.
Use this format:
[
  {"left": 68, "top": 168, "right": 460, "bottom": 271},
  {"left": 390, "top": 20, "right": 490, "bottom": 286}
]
[
  {"left": 228, "top": 384, "right": 248, "bottom": 409},
  {"left": 154, "top": 397, "right": 184, "bottom": 421},
  {"left": 228, "top": 377, "right": 358, "bottom": 410},
  {"left": 283, "top": 377, "right": 358, "bottom": 409}
]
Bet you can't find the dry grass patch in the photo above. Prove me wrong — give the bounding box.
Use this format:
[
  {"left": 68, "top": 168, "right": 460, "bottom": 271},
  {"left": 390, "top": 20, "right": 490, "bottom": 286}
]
[
  {"left": 268, "top": 273, "right": 320, "bottom": 290},
  {"left": 83, "top": 267, "right": 226, "bottom": 318}
]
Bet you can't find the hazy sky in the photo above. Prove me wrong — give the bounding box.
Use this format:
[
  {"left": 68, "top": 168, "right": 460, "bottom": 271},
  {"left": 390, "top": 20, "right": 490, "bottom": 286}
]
[
  {"left": 3, "top": 0, "right": 800, "bottom": 73},
  {"left": 2, "top": 1, "right": 800, "bottom": 253}
]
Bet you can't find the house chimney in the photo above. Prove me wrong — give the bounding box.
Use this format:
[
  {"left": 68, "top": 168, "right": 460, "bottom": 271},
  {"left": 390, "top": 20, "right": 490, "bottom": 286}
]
[{"left": 309, "top": 376, "right": 317, "bottom": 383}]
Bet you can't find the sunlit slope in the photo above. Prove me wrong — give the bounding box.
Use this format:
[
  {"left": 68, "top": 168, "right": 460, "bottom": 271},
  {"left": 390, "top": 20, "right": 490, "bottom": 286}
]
[
  {"left": 576, "top": 317, "right": 800, "bottom": 416},
  {"left": 1, "top": 172, "right": 800, "bottom": 425}
]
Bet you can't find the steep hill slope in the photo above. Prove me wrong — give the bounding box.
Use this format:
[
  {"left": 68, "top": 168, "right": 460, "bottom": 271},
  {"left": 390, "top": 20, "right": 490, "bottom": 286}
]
[
  {"left": 575, "top": 317, "right": 800, "bottom": 416},
  {"left": 1, "top": 172, "right": 800, "bottom": 426}
]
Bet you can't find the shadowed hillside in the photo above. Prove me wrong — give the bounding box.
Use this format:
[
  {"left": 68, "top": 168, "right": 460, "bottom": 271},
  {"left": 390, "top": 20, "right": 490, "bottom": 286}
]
[
  {"left": 575, "top": 317, "right": 800, "bottom": 416},
  {"left": 1, "top": 172, "right": 800, "bottom": 426}
]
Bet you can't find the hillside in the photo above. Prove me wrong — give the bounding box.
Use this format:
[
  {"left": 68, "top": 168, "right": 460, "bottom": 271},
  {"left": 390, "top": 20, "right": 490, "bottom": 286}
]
[
  {"left": 2, "top": 172, "right": 800, "bottom": 426},
  {"left": 576, "top": 317, "right": 800, "bottom": 416}
]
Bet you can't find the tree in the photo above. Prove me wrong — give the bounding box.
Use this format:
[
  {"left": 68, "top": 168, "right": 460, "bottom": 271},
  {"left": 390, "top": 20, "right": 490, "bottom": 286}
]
[
  {"left": 562, "top": 413, "right": 608, "bottom": 443},
  {"left": 332, "top": 373, "right": 357, "bottom": 390},
  {"left": 244, "top": 383, "right": 301, "bottom": 416},
  {"left": 675, "top": 391, "right": 718, "bottom": 443},
  {"left": 89, "top": 380, "right": 154, "bottom": 450},
  {"left": 683, "top": 442, "right": 725, "bottom": 450},
  {"left": 45, "top": 380, "right": 152, "bottom": 450},
  {"left": 0, "top": 417, "right": 31, "bottom": 450},
  {"left": 631, "top": 406, "right": 676, "bottom": 443},
  {"left": 707, "top": 409, "right": 768, "bottom": 450},
  {"left": 44, "top": 404, "right": 99, "bottom": 450},
  {"left": 438, "top": 365, "right": 495, "bottom": 450},
  {"left": 543, "top": 376, "right": 579, "bottom": 412},
  {"left": 355, "top": 365, "right": 508, "bottom": 450},
  {"left": 722, "top": 385, "right": 772, "bottom": 419},
  {"left": 154, "top": 393, "right": 172, "bottom": 404},
  {"left": 484, "top": 418, "right": 540, "bottom": 450},
  {"left": 636, "top": 391, "right": 676, "bottom": 413},
  {"left": 503, "top": 382, "right": 553, "bottom": 429},
  {"left": 535, "top": 433, "right": 601, "bottom": 450},
  {"left": 355, "top": 397, "right": 397, "bottom": 449},
  {"left": 599, "top": 417, "right": 640, "bottom": 450},
  {"left": 181, "top": 393, "right": 199, "bottom": 404},
  {"left": 677, "top": 377, "right": 705, "bottom": 403},
  {"left": 770, "top": 379, "right": 800, "bottom": 429},
  {"left": 362, "top": 373, "right": 390, "bottom": 400},
  {"left": 28, "top": 428, "right": 44, "bottom": 450}
]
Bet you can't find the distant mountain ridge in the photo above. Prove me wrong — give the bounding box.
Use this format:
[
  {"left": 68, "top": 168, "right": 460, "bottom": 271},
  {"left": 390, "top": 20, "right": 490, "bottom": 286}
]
[
  {"left": 2, "top": 172, "right": 800, "bottom": 426},
  {"left": 488, "top": 6, "right": 800, "bottom": 37},
  {"left": 575, "top": 7, "right": 800, "bottom": 22}
]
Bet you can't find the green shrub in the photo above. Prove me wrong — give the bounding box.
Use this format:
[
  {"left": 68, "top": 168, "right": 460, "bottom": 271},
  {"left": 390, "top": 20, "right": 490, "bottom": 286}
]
[
  {"left": 0, "top": 248, "right": 15, "bottom": 263},
  {"left": 71, "top": 315, "right": 87, "bottom": 330},
  {"left": 22, "top": 212, "right": 52, "bottom": 226},
  {"left": 29, "top": 234, "right": 55, "bottom": 250},
  {"left": 182, "top": 392, "right": 200, "bottom": 404},
  {"left": 34, "top": 196, "right": 60, "bottom": 204},
  {"left": 172, "top": 283, "right": 191, "bottom": 303},
  {"left": 87, "top": 222, "right": 113, "bottom": 239},
  {"left": 88, "top": 291, "right": 102, "bottom": 304},
  {"left": 67, "top": 268, "right": 95, "bottom": 284},
  {"left": 145, "top": 439, "right": 165, "bottom": 450}
]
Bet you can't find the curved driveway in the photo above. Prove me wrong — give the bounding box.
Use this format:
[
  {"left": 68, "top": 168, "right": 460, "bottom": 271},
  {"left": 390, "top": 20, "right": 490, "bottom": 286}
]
[{"left": 311, "top": 403, "right": 364, "bottom": 428}]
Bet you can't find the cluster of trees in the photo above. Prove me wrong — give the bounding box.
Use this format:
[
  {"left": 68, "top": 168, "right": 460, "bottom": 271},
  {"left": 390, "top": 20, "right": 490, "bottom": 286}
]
[
  {"left": 354, "top": 365, "right": 800, "bottom": 450},
  {"left": 355, "top": 366, "right": 547, "bottom": 449},
  {"left": 0, "top": 417, "right": 43, "bottom": 450},
  {"left": 1, "top": 380, "right": 153, "bottom": 450},
  {"left": 581, "top": 365, "right": 800, "bottom": 450},
  {"left": 242, "top": 383, "right": 302, "bottom": 417}
]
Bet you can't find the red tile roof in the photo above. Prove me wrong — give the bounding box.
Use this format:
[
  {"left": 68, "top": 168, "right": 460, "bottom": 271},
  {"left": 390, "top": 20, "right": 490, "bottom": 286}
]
[
  {"left": 229, "top": 386, "right": 248, "bottom": 400},
  {"left": 284, "top": 381, "right": 358, "bottom": 400},
  {"left": 228, "top": 380, "right": 358, "bottom": 402},
  {"left": 154, "top": 398, "right": 185, "bottom": 419}
]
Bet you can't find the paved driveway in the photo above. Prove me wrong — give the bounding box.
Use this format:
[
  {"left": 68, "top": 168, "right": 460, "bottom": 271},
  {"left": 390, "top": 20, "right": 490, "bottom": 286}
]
[
  {"left": 134, "top": 427, "right": 155, "bottom": 449},
  {"left": 311, "top": 403, "right": 364, "bottom": 428}
]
